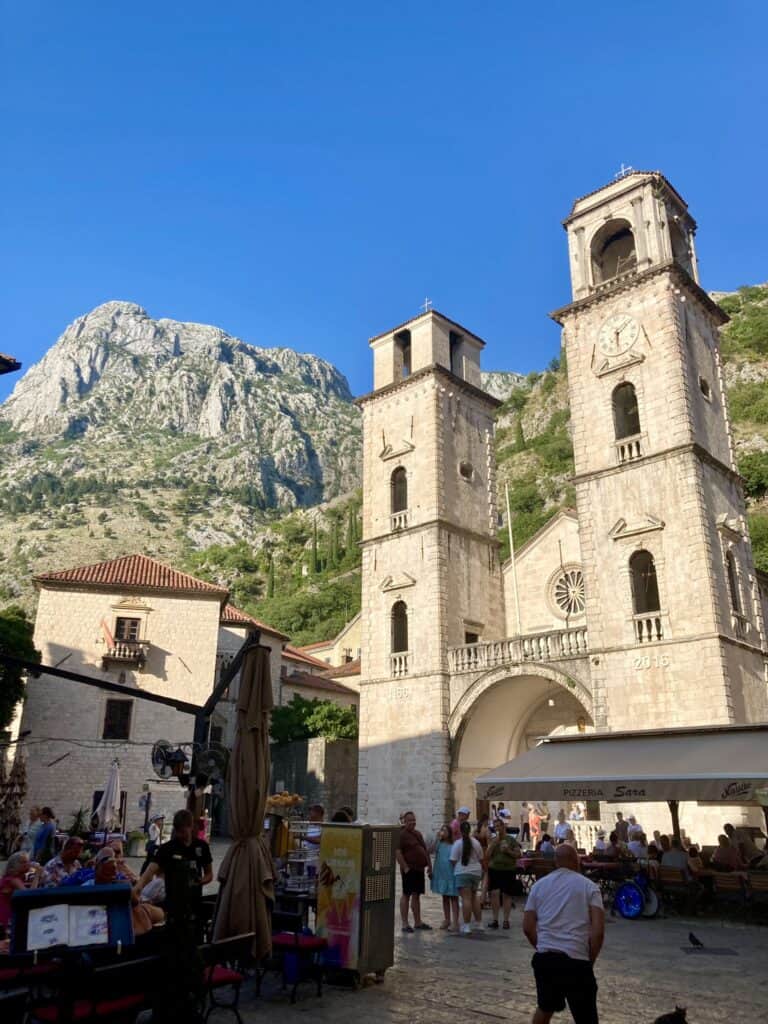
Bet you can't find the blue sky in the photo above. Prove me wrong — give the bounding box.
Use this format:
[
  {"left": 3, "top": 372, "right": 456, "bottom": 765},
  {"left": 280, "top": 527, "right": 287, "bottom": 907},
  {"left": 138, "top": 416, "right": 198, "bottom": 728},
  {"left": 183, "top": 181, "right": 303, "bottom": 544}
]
[{"left": 2, "top": 2, "right": 766, "bottom": 403}]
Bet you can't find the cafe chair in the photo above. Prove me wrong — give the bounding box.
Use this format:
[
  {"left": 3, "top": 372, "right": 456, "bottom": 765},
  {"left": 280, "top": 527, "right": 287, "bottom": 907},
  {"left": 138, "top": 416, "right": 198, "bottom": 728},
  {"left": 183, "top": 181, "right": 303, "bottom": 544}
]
[
  {"left": 200, "top": 932, "right": 255, "bottom": 1024},
  {"left": 255, "top": 910, "right": 327, "bottom": 1004},
  {"left": 28, "top": 955, "right": 162, "bottom": 1023},
  {"left": 747, "top": 872, "right": 768, "bottom": 919},
  {"left": 712, "top": 873, "right": 747, "bottom": 920}
]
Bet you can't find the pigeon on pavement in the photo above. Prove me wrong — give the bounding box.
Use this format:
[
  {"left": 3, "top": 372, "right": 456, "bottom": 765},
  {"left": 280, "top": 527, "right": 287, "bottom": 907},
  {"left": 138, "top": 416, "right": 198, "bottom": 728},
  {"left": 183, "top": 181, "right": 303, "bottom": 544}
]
[{"left": 688, "top": 931, "right": 704, "bottom": 948}]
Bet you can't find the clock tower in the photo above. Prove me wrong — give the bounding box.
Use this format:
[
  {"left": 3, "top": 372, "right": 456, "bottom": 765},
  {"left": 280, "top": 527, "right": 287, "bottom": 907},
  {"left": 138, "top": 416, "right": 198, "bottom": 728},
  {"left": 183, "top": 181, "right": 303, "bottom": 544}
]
[{"left": 552, "top": 171, "right": 768, "bottom": 731}]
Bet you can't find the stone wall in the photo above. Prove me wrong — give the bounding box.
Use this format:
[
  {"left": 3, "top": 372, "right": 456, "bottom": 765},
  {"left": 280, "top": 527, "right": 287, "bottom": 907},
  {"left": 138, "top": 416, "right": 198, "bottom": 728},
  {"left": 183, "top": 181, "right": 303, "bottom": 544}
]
[{"left": 271, "top": 737, "right": 359, "bottom": 817}]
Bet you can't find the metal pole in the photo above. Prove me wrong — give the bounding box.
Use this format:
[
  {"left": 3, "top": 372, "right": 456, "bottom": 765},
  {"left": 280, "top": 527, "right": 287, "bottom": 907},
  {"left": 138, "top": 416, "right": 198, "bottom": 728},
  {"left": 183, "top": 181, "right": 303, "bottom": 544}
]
[{"left": 505, "top": 483, "right": 523, "bottom": 637}]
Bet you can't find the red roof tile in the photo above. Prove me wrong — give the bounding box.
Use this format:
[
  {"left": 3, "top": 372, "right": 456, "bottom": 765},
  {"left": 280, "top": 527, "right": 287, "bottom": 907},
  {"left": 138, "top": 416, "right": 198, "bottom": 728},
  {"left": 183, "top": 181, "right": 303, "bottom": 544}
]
[
  {"left": 296, "top": 639, "right": 333, "bottom": 652},
  {"left": 283, "top": 645, "right": 332, "bottom": 670},
  {"left": 322, "top": 658, "right": 361, "bottom": 679},
  {"left": 35, "top": 554, "right": 229, "bottom": 598},
  {"left": 220, "top": 603, "right": 289, "bottom": 641},
  {"left": 283, "top": 671, "right": 358, "bottom": 697}
]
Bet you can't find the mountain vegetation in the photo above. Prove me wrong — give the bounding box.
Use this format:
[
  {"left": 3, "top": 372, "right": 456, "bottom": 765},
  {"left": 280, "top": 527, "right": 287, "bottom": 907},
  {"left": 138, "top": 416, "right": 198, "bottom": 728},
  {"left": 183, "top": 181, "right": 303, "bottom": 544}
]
[{"left": 1, "top": 285, "right": 767, "bottom": 646}]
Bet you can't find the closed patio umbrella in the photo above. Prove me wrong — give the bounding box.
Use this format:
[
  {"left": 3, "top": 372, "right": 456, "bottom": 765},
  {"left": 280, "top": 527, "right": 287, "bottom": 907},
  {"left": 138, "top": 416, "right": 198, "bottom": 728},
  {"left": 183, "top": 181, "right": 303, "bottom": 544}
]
[
  {"left": 93, "top": 758, "right": 122, "bottom": 831},
  {"left": 213, "top": 645, "right": 275, "bottom": 960},
  {"left": 0, "top": 750, "right": 27, "bottom": 855}
]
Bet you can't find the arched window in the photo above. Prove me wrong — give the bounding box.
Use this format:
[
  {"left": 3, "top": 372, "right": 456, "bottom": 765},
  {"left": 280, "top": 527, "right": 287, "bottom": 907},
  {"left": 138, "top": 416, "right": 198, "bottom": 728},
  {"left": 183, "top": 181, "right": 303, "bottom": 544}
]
[
  {"left": 591, "top": 218, "right": 637, "bottom": 285},
  {"left": 392, "top": 600, "right": 409, "bottom": 653},
  {"left": 613, "top": 382, "right": 641, "bottom": 440},
  {"left": 391, "top": 467, "right": 408, "bottom": 514},
  {"left": 726, "top": 550, "right": 741, "bottom": 614},
  {"left": 630, "top": 550, "right": 661, "bottom": 615}
]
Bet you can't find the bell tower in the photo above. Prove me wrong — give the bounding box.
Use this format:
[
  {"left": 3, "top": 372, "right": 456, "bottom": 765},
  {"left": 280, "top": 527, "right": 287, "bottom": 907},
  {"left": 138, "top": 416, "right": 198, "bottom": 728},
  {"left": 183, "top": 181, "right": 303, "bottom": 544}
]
[
  {"left": 357, "top": 309, "right": 505, "bottom": 827},
  {"left": 553, "top": 171, "right": 768, "bottom": 731}
]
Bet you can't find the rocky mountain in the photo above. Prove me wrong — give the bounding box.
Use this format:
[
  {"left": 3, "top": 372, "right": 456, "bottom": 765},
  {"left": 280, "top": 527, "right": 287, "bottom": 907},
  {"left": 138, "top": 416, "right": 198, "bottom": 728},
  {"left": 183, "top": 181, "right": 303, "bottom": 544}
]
[
  {"left": 1, "top": 286, "right": 767, "bottom": 640},
  {"left": 1, "top": 301, "right": 361, "bottom": 508}
]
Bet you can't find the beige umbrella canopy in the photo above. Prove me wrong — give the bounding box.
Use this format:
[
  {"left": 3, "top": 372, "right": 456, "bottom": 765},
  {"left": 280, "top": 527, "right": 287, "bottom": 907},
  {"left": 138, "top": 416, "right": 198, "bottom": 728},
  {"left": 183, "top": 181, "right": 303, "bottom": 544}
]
[{"left": 213, "top": 645, "right": 275, "bottom": 960}]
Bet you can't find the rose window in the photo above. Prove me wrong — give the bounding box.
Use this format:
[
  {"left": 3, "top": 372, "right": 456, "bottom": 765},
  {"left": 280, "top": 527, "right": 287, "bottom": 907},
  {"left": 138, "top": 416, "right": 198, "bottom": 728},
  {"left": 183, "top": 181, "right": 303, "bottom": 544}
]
[{"left": 553, "top": 569, "right": 585, "bottom": 616}]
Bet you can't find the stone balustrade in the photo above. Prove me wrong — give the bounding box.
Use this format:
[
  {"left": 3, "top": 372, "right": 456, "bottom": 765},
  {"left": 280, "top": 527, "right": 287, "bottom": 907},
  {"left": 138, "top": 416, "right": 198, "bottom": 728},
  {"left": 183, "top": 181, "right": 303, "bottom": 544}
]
[
  {"left": 391, "top": 510, "right": 409, "bottom": 531},
  {"left": 633, "top": 612, "right": 664, "bottom": 643},
  {"left": 448, "top": 627, "right": 589, "bottom": 674},
  {"left": 391, "top": 651, "right": 411, "bottom": 677},
  {"left": 615, "top": 433, "right": 642, "bottom": 464},
  {"left": 102, "top": 641, "right": 149, "bottom": 669}
]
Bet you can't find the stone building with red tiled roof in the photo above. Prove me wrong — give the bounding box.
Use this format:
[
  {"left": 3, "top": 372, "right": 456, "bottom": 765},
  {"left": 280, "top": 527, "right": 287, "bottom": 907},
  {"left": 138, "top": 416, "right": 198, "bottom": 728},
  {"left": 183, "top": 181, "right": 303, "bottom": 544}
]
[{"left": 20, "top": 553, "right": 234, "bottom": 830}]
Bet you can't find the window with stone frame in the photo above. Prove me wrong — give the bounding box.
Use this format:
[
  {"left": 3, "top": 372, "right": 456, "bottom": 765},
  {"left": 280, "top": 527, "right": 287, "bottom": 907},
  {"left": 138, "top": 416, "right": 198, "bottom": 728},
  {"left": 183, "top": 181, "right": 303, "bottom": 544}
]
[
  {"left": 629, "top": 550, "right": 661, "bottom": 615},
  {"left": 391, "top": 600, "right": 409, "bottom": 653},
  {"left": 391, "top": 467, "right": 408, "bottom": 514},
  {"left": 612, "top": 382, "right": 641, "bottom": 440},
  {"left": 725, "top": 550, "right": 741, "bottom": 614},
  {"left": 102, "top": 699, "right": 133, "bottom": 740},
  {"left": 115, "top": 617, "right": 141, "bottom": 642}
]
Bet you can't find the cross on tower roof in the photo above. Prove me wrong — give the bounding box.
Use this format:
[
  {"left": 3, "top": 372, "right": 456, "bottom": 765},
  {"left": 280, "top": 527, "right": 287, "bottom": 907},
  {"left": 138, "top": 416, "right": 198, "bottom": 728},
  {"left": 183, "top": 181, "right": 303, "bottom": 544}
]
[
  {"left": 420, "top": 297, "right": 433, "bottom": 314},
  {"left": 614, "top": 163, "right": 635, "bottom": 180}
]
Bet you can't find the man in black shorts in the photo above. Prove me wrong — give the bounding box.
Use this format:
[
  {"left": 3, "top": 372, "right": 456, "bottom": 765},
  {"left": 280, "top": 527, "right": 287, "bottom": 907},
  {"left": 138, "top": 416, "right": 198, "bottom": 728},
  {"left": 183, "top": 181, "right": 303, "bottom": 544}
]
[
  {"left": 523, "top": 844, "right": 604, "bottom": 1023},
  {"left": 395, "top": 810, "right": 432, "bottom": 933}
]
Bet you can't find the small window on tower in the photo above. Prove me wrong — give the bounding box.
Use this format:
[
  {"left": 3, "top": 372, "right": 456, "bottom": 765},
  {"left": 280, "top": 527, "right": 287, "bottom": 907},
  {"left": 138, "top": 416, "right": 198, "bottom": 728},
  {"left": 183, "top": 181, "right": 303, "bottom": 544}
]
[
  {"left": 459, "top": 461, "right": 474, "bottom": 481},
  {"left": 395, "top": 330, "right": 411, "bottom": 379},
  {"left": 699, "top": 377, "right": 711, "bottom": 401},
  {"left": 449, "top": 332, "right": 463, "bottom": 378},
  {"left": 464, "top": 631, "right": 479, "bottom": 645}
]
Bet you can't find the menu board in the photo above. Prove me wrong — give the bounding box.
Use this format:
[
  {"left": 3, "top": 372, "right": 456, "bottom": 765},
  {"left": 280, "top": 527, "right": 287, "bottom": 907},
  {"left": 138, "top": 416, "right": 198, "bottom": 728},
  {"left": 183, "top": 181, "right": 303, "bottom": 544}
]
[{"left": 27, "top": 903, "right": 109, "bottom": 950}]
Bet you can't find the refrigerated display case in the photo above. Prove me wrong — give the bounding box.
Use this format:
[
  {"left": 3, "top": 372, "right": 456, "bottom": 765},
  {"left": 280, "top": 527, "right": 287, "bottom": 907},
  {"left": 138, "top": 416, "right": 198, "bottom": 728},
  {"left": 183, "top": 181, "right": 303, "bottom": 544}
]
[{"left": 315, "top": 823, "right": 399, "bottom": 981}]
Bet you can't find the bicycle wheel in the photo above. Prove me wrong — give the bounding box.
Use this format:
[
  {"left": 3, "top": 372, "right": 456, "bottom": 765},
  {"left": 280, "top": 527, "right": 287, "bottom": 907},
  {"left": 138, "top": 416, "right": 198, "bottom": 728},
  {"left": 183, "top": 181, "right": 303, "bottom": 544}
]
[
  {"left": 614, "top": 881, "right": 644, "bottom": 919},
  {"left": 640, "top": 886, "right": 659, "bottom": 918}
]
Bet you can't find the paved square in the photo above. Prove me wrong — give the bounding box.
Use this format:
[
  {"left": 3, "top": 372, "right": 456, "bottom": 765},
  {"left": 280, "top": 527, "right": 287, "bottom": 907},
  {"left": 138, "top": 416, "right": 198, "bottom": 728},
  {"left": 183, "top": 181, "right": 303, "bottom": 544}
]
[{"left": 230, "top": 890, "right": 768, "bottom": 1024}]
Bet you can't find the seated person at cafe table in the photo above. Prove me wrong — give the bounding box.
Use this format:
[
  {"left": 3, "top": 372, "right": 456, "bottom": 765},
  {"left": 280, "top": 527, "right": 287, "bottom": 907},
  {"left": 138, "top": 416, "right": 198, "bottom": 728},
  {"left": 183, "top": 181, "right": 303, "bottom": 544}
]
[
  {"left": 724, "top": 822, "right": 768, "bottom": 869},
  {"left": 86, "top": 847, "right": 165, "bottom": 936},
  {"left": 711, "top": 833, "right": 747, "bottom": 872},
  {"left": 42, "top": 836, "right": 85, "bottom": 886},
  {"left": 0, "top": 852, "right": 43, "bottom": 938}
]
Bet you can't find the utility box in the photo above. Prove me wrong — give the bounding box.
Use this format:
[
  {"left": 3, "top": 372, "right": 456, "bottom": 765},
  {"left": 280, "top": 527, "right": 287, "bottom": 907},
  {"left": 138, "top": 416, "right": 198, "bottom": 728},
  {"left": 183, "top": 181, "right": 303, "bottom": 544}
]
[{"left": 315, "top": 823, "right": 399, "bottom": 980}]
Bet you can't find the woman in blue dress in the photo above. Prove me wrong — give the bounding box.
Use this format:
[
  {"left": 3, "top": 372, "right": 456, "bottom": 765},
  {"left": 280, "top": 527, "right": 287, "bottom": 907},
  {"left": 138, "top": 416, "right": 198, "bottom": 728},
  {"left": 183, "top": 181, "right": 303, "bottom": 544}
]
[{"left": 431, "top": 823, "right": 459, "bottom": 930}]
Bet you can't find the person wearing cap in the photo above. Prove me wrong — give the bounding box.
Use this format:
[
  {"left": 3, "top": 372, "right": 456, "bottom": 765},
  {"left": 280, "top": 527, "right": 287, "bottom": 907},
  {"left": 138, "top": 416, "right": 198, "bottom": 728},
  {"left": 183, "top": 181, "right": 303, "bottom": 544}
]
[
  {"left": 451, "top": 806, "right": 471, "bottom": 841},
  {"left": 593, "top": 830, "right": 608, "bottom": 854}
]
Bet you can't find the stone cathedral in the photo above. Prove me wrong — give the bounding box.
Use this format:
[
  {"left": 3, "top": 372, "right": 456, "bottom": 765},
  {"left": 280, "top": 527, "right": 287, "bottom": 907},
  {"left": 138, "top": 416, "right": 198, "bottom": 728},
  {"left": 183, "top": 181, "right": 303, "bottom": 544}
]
[{"left": 356, "top": 171, "right": 768, "bottom": 835}]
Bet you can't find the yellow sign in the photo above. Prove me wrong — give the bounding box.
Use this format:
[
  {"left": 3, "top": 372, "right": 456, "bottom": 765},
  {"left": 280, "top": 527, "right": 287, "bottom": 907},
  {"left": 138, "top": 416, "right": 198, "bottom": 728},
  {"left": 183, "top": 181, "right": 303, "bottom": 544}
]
[{"left": 316, "top": 826, "right": 363, "bottom": 970}]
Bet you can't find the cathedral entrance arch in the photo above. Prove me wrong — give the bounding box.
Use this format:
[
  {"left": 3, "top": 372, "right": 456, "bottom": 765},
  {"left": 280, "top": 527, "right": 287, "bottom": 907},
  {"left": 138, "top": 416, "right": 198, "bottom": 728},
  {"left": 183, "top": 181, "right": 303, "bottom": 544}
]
[{"left": 449, "top": 665, "right": 593, "bottom": 817}]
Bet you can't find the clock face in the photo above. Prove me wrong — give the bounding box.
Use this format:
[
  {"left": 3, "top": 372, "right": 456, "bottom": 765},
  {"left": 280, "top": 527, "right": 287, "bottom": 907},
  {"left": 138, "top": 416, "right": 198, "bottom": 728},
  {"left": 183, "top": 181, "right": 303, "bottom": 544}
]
[{"left": 598, "top": 313, "right": 640, "bottom": 357}]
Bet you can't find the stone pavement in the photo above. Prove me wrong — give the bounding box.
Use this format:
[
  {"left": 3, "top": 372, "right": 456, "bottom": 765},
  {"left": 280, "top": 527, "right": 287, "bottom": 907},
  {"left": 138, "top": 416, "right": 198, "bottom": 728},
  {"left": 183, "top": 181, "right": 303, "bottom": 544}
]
[{"left": 220, "top": 887, "right": 768, "bottom": 1024}]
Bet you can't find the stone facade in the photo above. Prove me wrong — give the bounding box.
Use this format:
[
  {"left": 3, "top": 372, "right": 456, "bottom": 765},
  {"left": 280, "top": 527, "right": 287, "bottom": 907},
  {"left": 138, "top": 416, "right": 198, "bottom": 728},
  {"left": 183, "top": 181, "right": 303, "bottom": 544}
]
[
  {"left": 358, "top": 172, "right": 768, "bottom": 839},
  {"left": 22, "top": 580, "right": 225, "bottom": 832}
]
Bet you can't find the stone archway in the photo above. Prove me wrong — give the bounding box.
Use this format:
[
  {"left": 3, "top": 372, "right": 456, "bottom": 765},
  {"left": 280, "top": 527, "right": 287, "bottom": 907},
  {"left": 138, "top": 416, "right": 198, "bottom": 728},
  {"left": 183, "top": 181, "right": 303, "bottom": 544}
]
[{"left": 449, "top": 665, "right": 593, "bottom": 817}]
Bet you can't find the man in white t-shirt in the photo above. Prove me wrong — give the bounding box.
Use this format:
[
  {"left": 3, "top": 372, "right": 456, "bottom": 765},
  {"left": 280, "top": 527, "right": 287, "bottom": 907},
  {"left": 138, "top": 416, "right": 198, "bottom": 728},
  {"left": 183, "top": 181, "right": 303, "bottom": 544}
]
[
  {"left": 523, "top": 844, "right": 604, "bottom": 1024},
  {"left": 553, "top": 810, "right": 570, "bottom": 843}
]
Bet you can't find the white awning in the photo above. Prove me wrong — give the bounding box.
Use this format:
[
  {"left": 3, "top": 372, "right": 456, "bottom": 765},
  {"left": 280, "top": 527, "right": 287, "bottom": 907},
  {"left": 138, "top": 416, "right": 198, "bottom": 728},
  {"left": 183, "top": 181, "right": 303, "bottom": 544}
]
[{"left": 475, "top": 724, "right": 768, "bottom": 804}]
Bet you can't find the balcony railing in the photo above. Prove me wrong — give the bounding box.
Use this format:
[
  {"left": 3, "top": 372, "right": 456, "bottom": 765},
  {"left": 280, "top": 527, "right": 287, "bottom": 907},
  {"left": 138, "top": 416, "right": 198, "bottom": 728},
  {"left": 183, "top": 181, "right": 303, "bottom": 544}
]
[
  {"left": 633, "top": 613, "right": 664, "bottom": 644},
  {"left": 102, "top": 641, "right": 149, "bottom": 669},
  {"left": 448, "top": 627, "right": 589, "bottom": 674},
  {"left": 391, "top": 651, "right": 411, "bottom": 678},
  {"left": 615, "top": 434, "right": 643, "bottom": 465},
  {"left": 391, "top": 510, "right": 409, "bottom": 531}
]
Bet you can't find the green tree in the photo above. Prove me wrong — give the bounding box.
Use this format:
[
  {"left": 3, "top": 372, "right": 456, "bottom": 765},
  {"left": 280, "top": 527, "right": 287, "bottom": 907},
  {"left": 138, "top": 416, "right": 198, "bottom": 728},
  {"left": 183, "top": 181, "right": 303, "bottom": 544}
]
[
  {"left": 269, "top": 694, "right": 358, "bottom": 744},
  {"left": 267, "top": 555, "right": 276, "bottom": 598},
  {"left": 0, "top": 605, "right": 40, "bottom": 729},
  {"left": 515, "top": 418, "right": 526, "bottom": 451}
]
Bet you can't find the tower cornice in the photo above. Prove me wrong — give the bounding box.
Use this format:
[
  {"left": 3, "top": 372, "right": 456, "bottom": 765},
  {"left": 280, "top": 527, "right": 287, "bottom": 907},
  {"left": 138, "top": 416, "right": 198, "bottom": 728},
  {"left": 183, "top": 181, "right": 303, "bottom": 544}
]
[
  {"left": 571, "top": 441, "right": 741, "bottom": 487},
  {"left": 549, "top": 261, "right": 729, "bottom": 327},
  {"left": 355, "top": 362, "right": 502, "bottom": 410}
]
